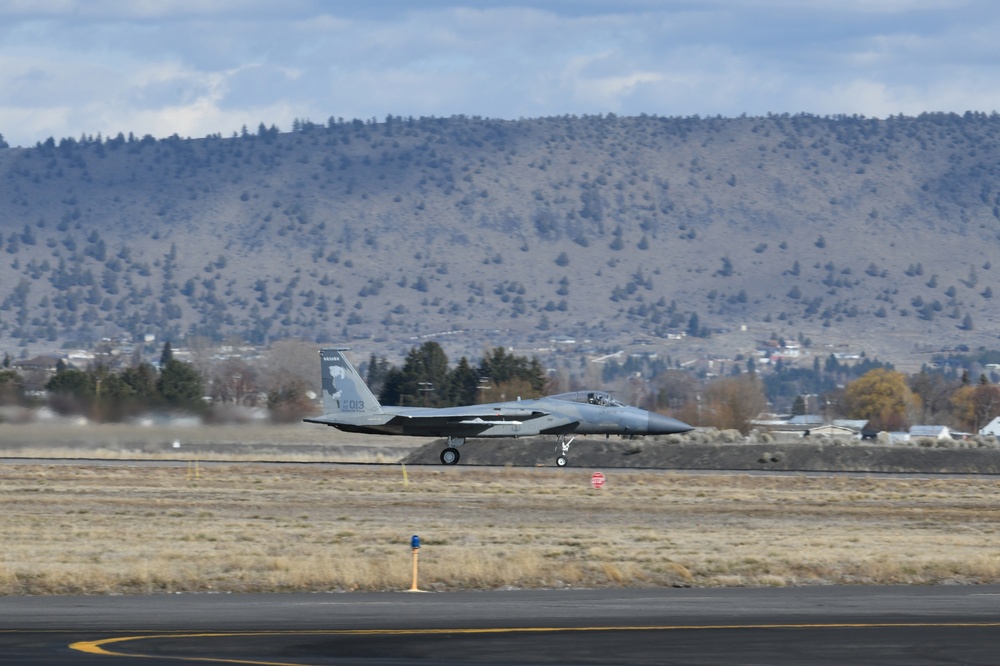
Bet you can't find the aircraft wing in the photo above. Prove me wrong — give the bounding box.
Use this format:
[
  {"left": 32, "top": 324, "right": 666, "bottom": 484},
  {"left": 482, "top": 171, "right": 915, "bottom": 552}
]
[
  {"left": 305, "top": 405, "right": 553, "bottom": 428},
  {"left": 381, "top": 404, "right": 552, "bottom": 426}
]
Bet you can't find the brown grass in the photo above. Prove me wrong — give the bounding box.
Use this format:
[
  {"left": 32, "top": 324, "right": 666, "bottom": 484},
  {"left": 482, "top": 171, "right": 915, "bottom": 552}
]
[{"left": 3, "top": 462, "right": 1000, "bottom": 595}]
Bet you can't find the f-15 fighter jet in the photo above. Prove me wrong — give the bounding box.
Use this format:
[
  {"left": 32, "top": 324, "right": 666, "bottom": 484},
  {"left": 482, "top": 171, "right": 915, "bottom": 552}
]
[{"left": 305, "top": 348, "right": 694, "bottom": 466}]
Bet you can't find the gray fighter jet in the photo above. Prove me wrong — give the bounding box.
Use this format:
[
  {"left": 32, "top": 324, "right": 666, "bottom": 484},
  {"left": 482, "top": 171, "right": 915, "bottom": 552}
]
[{"left": 304, "top": 348, "right": 694, "bottom": 466}]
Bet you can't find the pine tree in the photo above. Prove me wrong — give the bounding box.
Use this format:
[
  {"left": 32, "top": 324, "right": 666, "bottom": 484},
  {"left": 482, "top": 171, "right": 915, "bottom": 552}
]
[
  {"left": 159, "top": 341, "right": 173, "bottom": 366},
  {"left": 158, "top": 359, "right": 203, "bottom": 409}
]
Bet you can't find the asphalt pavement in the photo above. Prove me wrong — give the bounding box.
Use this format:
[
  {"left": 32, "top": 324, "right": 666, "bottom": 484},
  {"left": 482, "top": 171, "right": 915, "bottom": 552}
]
[{"left": 3, "top": 586, "right": 1000, "bottom": 664}]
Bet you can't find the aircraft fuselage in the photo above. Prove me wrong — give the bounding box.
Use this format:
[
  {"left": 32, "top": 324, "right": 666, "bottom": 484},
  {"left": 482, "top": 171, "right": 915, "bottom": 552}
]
[{"left": 325, "top": 397, "right": 687, "bottom": 439}]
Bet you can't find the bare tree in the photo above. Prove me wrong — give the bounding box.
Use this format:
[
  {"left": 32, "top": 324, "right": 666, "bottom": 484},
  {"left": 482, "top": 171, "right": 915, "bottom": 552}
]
[
  {"left": 655, "top": 370, "right": 699, "bottom": 412},
  {"left": 211, "top": 357, "right": 261, "bottom": 406},
  {"left": 908, "top": 372, "right": 959, "bottom": 424},
  {"left": 264, "top": 340, "right": 318, "bottom": 394},
  {"left": 701, "top": 374, "right": 767, "bottom": 434},
  {"left": 951, "top": 383, "right": 1000, "bottom": 433},
  {"left": 264, "top": 340, "right": 320, "bottom": 421}
]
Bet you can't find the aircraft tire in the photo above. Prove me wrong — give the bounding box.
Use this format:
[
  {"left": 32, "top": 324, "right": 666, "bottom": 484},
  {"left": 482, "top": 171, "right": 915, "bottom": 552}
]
[
  {"left": 440, "top": 447, "right": 460, "bottom": 465},
  {"left": 556, "top": 456, "right": 568, "bottom": 467}
]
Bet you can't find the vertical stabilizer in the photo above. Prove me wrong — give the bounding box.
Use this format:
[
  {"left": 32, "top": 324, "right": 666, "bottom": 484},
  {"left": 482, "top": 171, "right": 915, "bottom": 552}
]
[{"left": 319, "top": 348, "right": 383, "bottom": 416}]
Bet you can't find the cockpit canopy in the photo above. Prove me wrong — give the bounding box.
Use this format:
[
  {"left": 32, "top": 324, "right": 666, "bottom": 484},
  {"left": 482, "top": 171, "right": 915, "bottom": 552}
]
[{"left": 549, "top": 391, "right": 625, "bottom": 408}]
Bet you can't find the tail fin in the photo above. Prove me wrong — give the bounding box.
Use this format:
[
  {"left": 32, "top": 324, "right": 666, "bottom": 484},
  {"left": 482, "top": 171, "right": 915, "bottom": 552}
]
[{"left": 319, "top": 348, "right": 383, "bottom": 416}]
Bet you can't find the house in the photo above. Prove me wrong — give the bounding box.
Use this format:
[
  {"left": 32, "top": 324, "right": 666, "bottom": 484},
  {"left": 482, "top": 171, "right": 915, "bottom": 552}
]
[
  {"left": 804, "top": 424, "right": 856, "bottom": 438},
  {"left": 787, "top": 414, "right": 823, "bottom": 426},
  {"left": 752, "top": 415, "right": 872, "bottom": 441},
  {"left": 11, "top": 355, "right": 63, "bottom": 373},
  {"left": 787, "top": 415, "right": 824, "bottom": 431},
  {"left": 980, "top": 417, "right": 1000, "bottom": 437},
  {"left": 833, "top": 419, "right": 869, "bottom": 433},
  {"left": 909, "top": 425, "right": 951, "bottom": 440}
]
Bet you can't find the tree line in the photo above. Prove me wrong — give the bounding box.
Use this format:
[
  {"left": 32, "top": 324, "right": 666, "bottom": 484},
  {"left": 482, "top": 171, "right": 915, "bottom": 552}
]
[
  {"left": 367, "top": 342, "right": 547, "bottom": 407},
  {"left": 840, "top": 368, "right": 1000, "bottom": 434},
  {"left": 0, "top": 341, "right": 549, "bottom": 424},
  {"left": 3, "top": 340, "right": 1000, "bottom": 435},
  {"left": 37, "top": 342, "right": 204, "bottom": 422},
  {"left": 668, "top": 366, "right": 1000, "bottom": 435}
]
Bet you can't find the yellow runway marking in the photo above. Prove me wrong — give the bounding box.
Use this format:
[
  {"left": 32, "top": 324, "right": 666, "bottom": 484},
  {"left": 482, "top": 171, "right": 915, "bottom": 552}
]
[{"left": 70, "top": 623, "right": 1000, "bottom": 664}]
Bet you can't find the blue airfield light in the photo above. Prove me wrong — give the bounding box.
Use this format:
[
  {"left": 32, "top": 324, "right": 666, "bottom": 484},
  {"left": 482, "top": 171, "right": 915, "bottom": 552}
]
[{"left": 408, "top": 535, "right": 422, "bottom": 591}]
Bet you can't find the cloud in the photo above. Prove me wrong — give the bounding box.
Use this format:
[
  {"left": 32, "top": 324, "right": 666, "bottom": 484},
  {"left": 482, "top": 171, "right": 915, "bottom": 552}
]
[
  {"left": 0, "top": 1, "right": 998, "bottom": 146},
  {"left": 0, "top": 0, "right": 316, "bottom": 20}
]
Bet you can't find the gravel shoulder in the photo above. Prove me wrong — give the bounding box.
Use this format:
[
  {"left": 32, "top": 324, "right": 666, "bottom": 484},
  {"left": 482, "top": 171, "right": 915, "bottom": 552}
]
[{"left": 403, "top": 436, "right": 1000, "bottom": 474}]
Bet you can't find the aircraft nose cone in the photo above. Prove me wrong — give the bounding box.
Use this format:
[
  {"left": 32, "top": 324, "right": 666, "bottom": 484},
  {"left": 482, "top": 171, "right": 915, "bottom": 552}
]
[{"left": 647, "top": 412, "right": 695, "bottom": 435}]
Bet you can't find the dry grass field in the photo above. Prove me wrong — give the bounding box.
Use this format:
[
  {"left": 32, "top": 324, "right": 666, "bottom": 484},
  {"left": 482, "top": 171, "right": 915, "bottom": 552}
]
[{"left": 3, "top": 460, "right": 1000, "bottom": 595}]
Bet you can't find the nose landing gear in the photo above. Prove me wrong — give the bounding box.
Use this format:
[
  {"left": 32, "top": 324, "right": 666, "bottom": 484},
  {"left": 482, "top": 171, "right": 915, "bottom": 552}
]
[{"left": 555, "top": 435, "right": 576, "bottom": 467}]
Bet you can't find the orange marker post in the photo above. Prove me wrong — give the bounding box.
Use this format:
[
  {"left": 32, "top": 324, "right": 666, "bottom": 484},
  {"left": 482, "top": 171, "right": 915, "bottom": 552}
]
[{"left": 408, "top": 535, "right": 421, "bottom": 592}]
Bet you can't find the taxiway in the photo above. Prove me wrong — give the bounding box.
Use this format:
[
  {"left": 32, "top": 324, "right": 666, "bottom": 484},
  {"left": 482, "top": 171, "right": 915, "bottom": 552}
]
[{"left": 3, "top": 586, "right": 1000, "bottom": 664}]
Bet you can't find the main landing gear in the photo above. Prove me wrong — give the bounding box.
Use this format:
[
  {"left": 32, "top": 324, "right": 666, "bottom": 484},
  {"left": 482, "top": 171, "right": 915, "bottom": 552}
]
[
  {"left": 440, "top": 436, "right": 465, "bottom": 465},
  {"left": 555, "top": 435, "right": 576, "bottom": 467}
]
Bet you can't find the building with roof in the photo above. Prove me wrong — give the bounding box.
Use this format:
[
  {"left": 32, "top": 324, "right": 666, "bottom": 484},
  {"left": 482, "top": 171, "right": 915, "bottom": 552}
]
[
  {"left": 804, "top": 424, "right": 857, "bottom": 438},
  {"left": 11, "top": 355, "right": 63, "bottom": 373},
  {"left": 980, "top": 417, "right": 1000, "bottom": 437},
  {"left": 909, "top": 425, "right": 951, "bottom": 440}
]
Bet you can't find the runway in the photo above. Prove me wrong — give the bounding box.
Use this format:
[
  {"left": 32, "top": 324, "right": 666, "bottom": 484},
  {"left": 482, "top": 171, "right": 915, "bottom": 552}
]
[
  {"left": 4, "top": 586, "right": 1000, "bottom": 664},
  {"left": 7, "top": 455, "right": 1000, "bottom": 481}
]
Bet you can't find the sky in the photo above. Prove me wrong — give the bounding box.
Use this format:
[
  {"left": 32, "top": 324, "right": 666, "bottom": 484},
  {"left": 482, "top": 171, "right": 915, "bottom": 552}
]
[{"left": 1, "top": 0, "right": 999, "bottom": 147}]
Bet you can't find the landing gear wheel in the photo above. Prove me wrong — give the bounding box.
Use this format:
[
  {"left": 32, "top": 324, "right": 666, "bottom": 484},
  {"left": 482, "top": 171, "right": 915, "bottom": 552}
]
[
  {"left": 441, "top": 447, "right": 460, "bottom": 465},
  {"left": 555, "top": 435, "right": 575, "bottom": 468}
]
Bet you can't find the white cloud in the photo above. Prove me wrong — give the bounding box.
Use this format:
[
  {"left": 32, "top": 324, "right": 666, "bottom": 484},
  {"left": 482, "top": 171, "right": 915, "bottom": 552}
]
[
  {"left": 1, "top": 1, "right": 999, "bottom": 146},
  {"left": 0, "top": 0, "right": 316, "bottom": 19}
]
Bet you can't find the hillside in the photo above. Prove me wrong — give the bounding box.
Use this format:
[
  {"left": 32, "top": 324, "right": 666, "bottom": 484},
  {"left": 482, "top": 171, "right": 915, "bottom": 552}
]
[{"left": 1, "top": 113, "right": 1000, "bottom": 366}]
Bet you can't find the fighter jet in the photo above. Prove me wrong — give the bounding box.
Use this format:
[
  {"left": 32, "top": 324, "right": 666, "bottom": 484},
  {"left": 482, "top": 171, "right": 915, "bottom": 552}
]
[{"left": 304, "top": 348, "right": 694, "bottom": 466}]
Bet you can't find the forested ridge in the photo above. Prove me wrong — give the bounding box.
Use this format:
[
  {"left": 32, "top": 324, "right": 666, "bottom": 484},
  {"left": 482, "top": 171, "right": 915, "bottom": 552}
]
[{"left": 1, "top": 112, "right": 999, "bottom": 360}]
